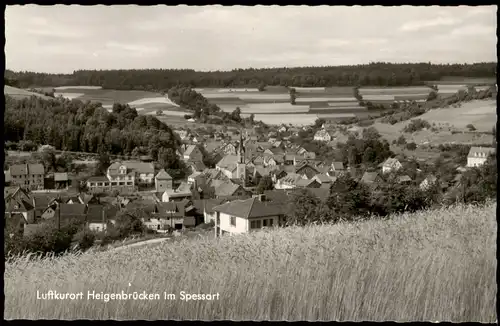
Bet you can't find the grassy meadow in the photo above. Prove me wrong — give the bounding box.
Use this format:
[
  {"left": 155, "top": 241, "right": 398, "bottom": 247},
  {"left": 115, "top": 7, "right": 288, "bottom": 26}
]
[{"left": 5, "top": 202, "right": 496, "bottom": 321}]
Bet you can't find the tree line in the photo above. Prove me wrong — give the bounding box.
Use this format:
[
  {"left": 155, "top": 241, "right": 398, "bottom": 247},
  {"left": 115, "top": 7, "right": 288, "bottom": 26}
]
[
  {"left": 5, "top": 62, "right": 496, "bottom": 90},
  {"left": 4, "top": 96, "right": 183, "bottom": 169}
]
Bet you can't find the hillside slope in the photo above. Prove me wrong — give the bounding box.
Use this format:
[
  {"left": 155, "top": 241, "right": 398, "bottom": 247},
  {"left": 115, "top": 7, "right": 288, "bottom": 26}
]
[
  {"left": 4, "top": 85, "right": 52, "bottom": 100},
  {"left": 5, "top": 202, "right": 496, "bottom": 321}
]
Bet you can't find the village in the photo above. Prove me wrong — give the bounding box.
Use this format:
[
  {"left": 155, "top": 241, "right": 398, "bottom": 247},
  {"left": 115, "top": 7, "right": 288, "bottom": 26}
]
[{"left": 4, "top": 120, "right": 496, "bottom": 240}]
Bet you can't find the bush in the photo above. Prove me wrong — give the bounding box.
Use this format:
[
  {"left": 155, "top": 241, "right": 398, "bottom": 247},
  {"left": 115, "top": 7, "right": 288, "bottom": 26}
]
[
  {"left": 406, "top": 142, "right": 417, "bottom": 150},
  {"left": 72, "top": 229, "right": 96, "bottom": 251},
  {"left": 466, "top": 124, "right": 476, "bottom": 131},
  {"left": 403, "top": 119, "right": 431, "bottom": 133},
  {"left": 396, "top": 135, "right": 407, "bottom": 146}
]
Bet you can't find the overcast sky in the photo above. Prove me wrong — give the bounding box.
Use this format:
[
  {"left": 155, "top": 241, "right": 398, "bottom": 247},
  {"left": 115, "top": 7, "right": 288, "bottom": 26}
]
[{"left": 5, "top": 5, "right": 497, "bottom": 73}]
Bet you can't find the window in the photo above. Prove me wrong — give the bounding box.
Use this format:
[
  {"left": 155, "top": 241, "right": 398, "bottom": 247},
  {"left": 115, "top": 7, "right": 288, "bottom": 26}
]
[
  {"left": 216, "top": 215, "right": 220, "bottom": 224},
  {"left": 230, "top": 216, "right": 236, "bottom": 227},
  {"left": 268, "top": 219, "right": 273, "bottom": 227},
  {"left": 127, "top": 182, "right": 132, "bottom": 186},
  {"left": 263, "top": 219, "right": 268, "bottom": 227},
  {"left": 250, "top": 220, "right": 262, "bottom": 229}
]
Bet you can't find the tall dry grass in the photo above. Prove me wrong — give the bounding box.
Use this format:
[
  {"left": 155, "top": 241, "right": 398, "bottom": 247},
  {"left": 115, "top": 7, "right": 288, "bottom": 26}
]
[{"left": 5, "top": 202, "right": 497, "bottom": 321}]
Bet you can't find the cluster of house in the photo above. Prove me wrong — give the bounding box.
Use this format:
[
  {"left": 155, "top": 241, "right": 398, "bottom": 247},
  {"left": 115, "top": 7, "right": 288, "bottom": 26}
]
[
  {"left": 5, "top": 122, "right": 495, "bottom": 239},
  {"left": 4, "top": 164, "right": 70, "bottom": 190}
]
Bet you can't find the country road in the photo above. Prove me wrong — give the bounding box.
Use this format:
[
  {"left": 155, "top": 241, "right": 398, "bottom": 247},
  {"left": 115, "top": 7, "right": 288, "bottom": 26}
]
[{"left": 111, "top": 237, "right": 171, "bottom": 252}]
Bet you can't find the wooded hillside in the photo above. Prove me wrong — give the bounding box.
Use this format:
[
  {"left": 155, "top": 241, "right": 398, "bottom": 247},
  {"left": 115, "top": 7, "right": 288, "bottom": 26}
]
[{"left": 5, "top": 62, "right": 496, "bottom": 90}]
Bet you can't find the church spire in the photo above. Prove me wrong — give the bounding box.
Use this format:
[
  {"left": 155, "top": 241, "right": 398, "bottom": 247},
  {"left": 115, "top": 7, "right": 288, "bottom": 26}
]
[{"left": 238, "top": 130, "right": 245, "bottom": 164}]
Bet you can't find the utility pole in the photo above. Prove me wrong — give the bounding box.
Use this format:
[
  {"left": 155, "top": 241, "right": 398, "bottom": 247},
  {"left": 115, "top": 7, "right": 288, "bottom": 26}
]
[
  {"left": 57, "top": 203, "right": 61, "bottom": 231},
  {"left": 102, "top": 205, "right": 107, "bottom": 235}
]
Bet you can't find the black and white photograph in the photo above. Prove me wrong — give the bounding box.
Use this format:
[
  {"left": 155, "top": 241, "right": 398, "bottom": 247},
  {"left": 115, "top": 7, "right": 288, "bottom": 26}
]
[{"left": 3, "top": 4, "right": 497, "bottom": 321}]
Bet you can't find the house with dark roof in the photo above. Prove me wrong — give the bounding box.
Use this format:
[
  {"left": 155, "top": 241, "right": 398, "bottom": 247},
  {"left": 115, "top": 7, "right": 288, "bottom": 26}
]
[
  {"left": 183, "top": 145, "right": 204, "bottom": 162},
  {"left": 86, "top": 204, "right": 118, "bottom": 232},
  {"left": 153, "top": 201, "right": 191, "bottom": 230},
  {"left": 187, "top": 161, "right": 206, "bottom": 174},
  {"left": 295, "top": 163, "right": 320, "bottom": 179},
  {"left": 312, "top": 173, "right": 337, "bottom": 186},
  {"left": 296, "top": 179, "right": 321, "bottom": 189},
  {"left": 57, "top": 203, "right": 87, "bottom": 222},
  {"left": 54, "top": 173, "right": 69, "bottom": 189},
  {"left": 8, "top": 163, "right": 45, "bottom": 190},
  {"left": 5, "top": 196, "right": 36, "bottom": 224},
  {"left": 330, "top": 162, "right": 345, "bottom": 175},
  {"left": 275, "top": 173, "right": 305, "bottom": 189},
  {"left": 213, "top": 195, "right": 286, "bottom": 236},
  {"left": 155, "top": 169, "right": 173, "bottom": 192},
  {"left": 214, "top": 181, "right": 249, "bottom": 199},
  {"left": 360, "top": 171, "right": 382, "bottom": 185},
  {"left": 202, "top": 198, "right": 228, "bottom": 224}
]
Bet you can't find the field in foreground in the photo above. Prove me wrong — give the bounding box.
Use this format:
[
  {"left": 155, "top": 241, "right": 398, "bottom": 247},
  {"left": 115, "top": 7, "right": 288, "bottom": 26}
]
[{"left": 5, "top": 202, "right": 496, "bottom": 321}]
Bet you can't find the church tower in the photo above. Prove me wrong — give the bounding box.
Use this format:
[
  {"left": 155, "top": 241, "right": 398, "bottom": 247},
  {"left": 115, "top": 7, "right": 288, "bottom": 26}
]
[{"left": 236, "top": 131, "right": 247, "bottom": 186}]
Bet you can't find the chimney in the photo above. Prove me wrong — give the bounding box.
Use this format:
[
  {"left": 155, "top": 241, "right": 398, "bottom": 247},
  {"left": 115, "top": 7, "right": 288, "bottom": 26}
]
[{"left": 252, "top": 194, "right": 266, "bottom": 202}]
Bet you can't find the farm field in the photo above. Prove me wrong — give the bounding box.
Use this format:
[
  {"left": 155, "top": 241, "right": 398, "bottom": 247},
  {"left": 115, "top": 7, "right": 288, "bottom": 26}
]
[
  {"left": 4, "top": 86, "right": 52, "bottom": 100},
  {"left": 241, "top": 113, "right": 318, "bottom": 125},
  {"left": 371, "top": 99, "right": 496, "bottom": 144},
  {"left": 4, "top": 203, "right": 496, "bottom": 321},
  {"left": 427, "top": 77, "right": 497, "bottom": 85},
  {"left": 199, "top": 87, "right": 367, "bottom": 123},
  {"left": 52, "top": 87, "right": 181, "bottom": 110}
]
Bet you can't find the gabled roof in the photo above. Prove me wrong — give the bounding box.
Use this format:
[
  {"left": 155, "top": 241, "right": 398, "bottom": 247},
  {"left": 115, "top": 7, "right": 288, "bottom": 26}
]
[
  {"left": 108, "top": 161, "right": 154, "bottom": 174},
  {"left": 59, "top": 203, "right": 87, "bottom": 217},
  {"left": 332, "top": 162, "right": 344, "bottom": 170},
  {"left": 6, "top": 198, "right": 34, "bottom": 212},
  {"left": 184, "top": 145, "right": 200, "bottom": 157},
  {"left": 214, "top": 181, "right": 242, "bottom": 197},
  {"left": 156, "top": 202, "right": 185, "bottom": 218},
  {"left": 383, "top": 158, "right": 402, "bottom": 168},
  {"left": 86, "top": 204, "right": 118, "bottom": 223},
  {"left": 314, "top": 129, "right": 333, "bottom": 138},
  {"left": 203, "top": 199, "right": 227, "bottom": 214},
  {"left": 155, "top": 169, "right": 172, "bottom": 180},
  {"left": 213, "top": 197, "right": 285, "bottom": 219},
  {"left": 278, "top": 173, "right": 303, "bottom": 185},
  {"left": 10, "top": 164, "right": 28, "bottom": 176},
  {"left": 296, "top": 163, "right": 320, "bottom": 174},
  {"left": 296, "top": 179, "right": 320, "bottom": 188},
  {"left": 398, "top": 175, "right": 412, "bottom": 183},
  {"left": 467, "top": 146, "right": 495, "bottom": 158},
  {"left": 314, "top": 174, "right": 333, "bottom": 183},
  {"left": 188, "top": 161, "right": 206, "bottom": 172},
  {"left": 361, "top": 172, "right": 380, "bottom": 184},
  {"left": 32, "top": 194, "right": 57, "bottom": 209},
  {"left": 216, "top": 155, "right": 239, "bottom": 169},
  {"left": 54, "top": 172, "right": 68, "bottom": 181}
]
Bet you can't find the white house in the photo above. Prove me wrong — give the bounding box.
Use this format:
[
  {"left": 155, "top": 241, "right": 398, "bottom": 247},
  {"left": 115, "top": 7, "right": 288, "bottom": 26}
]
[
  {"left": 162, "top": 188, "right": 192, "bottom": 202},
  {"left": 382, "top": 158, "right": 403, "bottom": 174},
  {"left": 466, "top": 146, "right": 495, "bottom": 168},
  {"left": 212, "top": 195, "right": 286, "bottom": 236},
  {"left": 419, "top": 175, "right": 437, "bottom": 191},
  {"left": 313, "top": 129, "right": 333, "bottom": 142},
  {"left": 87, "top": 161, "right": 155, "bottom": 193},
  {"left": 275, "top": 173, "right": 305, "bottom": 189}
]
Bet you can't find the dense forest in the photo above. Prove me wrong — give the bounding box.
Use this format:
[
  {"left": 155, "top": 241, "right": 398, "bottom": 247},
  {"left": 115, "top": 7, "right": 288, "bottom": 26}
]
[
  {"left": 4, "top": 96, "right": 182, "bottom": 168},
  {"left": 5, "top": 62, "right": 496, "bottom": 90}
]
